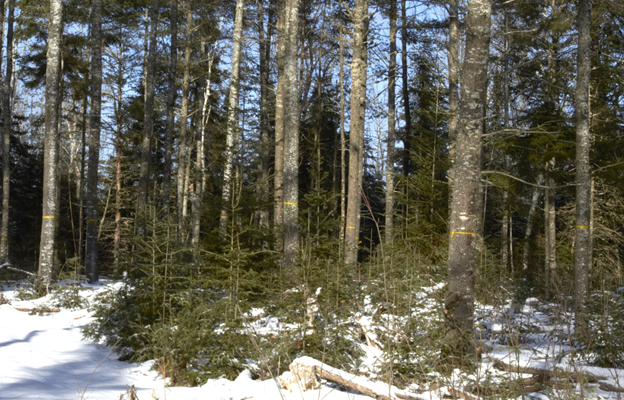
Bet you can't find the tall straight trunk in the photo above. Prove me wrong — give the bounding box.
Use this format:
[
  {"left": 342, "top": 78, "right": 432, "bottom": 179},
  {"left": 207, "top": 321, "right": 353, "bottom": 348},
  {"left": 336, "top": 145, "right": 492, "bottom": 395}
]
[
  {"left": 521, "top": 176, "right": 542, "bottom": 272},
  {"left": 500, "top": 9, "right": 510, "bottom": 271},
  {"left": 220, "top": 0, "right": 245, "bottom": 234},
  {"left": 384, "top": 0, "right": 397, "bottom": 247},
  {"left": 0, "top": 0, "right": 5, "bottom": 88},
  {"left": 338, "top": 22, "right": 346, "bottom": 258},
  {"left": 113, "top": 27, "right": 124, "bottom": 265},
  {"left": 85, "top": 0, "right": 103, "bottom": 283},
  {"left": 274, "top": 0, "right": 286, "bottom": 249},
  {"left": 545, "top": 160, "right": 556, "bottom": 297},
  {"left": 137, "top": 0, "right": 159, "bottom": 228},
  {"left": 447, "top": 0, "right": 459, "bottom": 198},
  {"left": 38, "top": 0, "right": 64, "bottom": 291},
  {"left": 0, "top": 0, "right": 14, "bottom": 262},
  {"left": 401, "top": 0, "right": 412, "bottom": 177},
  {"left": 282, "top": 0, "right": 300, "bottom": 270},
  {"left": 574, "top": 0, "right": 592, "bottom": 335},
  {"left": 161, "top": 0, "right": 178, "bottom": 217},
  {"left": 257, "top": 0, "right": 271, "bottom": 230},
  {"left": 344, "top": 0, "right": 369, "bottom": 266},
  {"left": 176, "top": 4, "right": 193, "bottom": 240},
  {"left": 445, "top": 0, "right": 491, "bottom": 363}
]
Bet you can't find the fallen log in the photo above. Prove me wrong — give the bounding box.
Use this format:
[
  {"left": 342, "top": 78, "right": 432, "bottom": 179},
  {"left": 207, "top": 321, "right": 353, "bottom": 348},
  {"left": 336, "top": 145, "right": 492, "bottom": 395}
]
[
  {"left": 0, "top": 263, "right": 36, "bottom": 277},
  {"left": 493, "top": 358, "right": 624, "bottom": 393},
  {"left": 281, "top": 356, "right": 423, "bottom": 400},
  {"left": 15, "top": 307, "right": 61, "bottom": 314}
]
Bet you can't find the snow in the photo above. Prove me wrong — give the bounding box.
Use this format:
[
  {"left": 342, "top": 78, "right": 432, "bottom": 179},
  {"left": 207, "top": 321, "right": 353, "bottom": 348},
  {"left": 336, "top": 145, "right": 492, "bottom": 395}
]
[{"left": 1, "top": 280, "right": 624, "bottom": 400}]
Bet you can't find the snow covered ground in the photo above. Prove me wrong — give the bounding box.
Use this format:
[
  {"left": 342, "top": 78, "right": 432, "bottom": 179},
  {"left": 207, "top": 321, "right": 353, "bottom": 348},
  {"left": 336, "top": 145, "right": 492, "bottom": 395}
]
[{"left": 1, "top": 280, "right": 623, "bottom": 399}]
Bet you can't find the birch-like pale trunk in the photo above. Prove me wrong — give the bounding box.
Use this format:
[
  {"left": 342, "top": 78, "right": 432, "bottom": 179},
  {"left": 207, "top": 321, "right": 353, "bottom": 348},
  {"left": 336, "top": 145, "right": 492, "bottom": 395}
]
[
  {"left": 0, "top": 0, "right": 14, "bottom": 262},
  {"left": 137, "top": 0, "right": 159, "bottom": 231},
  {"left": 545, "top": 160, "right": 557, "bottom": 298},
  {"left": 282, "top": 0, "right": 300, "bottom": 270},
  {"left": 161, "top": 0, "right": 178, "bottom": 218},
  {"left": 220, "top": 0, "right": 245, "bottom": 235},
  {"left": 447, "top": 0, "right": 459, "bottom": 202},
  {"left": 176, "top": 4, "right": 193, "bottom": 240},
  {"left": 38, "top": 0, "right": 64, "bottom": 291},
  {"left": 400, "top": 0, "right": 412, "bottom": 177},
  {"left": 445, "top": 0, "right": 491, "bottom": 362},
  {"left": 574, "top": 0, "right": 592, "bottom": 335},
  {"left": 384, "top": 0, "right": 397, "bottom": 247},
  {"left": 85, "top": 0, "right": 103, "bottom": 283},
  {"left": 521, "top": 176, "right": 543, "bottom": 272},
  {"left": 344, "top": 0, "right": 369, "bottom": 266}
]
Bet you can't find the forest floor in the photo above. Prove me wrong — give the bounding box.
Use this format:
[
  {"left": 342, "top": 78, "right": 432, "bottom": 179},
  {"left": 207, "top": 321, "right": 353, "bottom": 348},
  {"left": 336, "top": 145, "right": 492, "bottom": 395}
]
[{"left": 1, "top": 279, "right": 623, "bottom": 400}]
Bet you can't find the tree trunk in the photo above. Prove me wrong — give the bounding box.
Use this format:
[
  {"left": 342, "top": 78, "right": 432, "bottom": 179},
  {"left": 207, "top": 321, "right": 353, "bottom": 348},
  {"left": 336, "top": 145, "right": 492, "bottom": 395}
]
[
  {"left": 574, "top": 0, "right": 592, "bottom": 336},
  {"left": 38, "top": 0, "right": 64, "bottom": 292},
  {"left": 274, "top": 0, "right": 286, "bottom": 250},
  {"left": 220, "top": 0, "right": 245, "bottom": 235},
  {"left": 521, "top": 176, "right": 542, "bottom": 272},
  {"left": 545, "top": 160, "right": 556, "bottom": 298},
  {"left": 0, "top": 0, "right": 14, "bottom": 263},
  {"left": 338, "top": 21, "right": 346, "bottom": 259},
  {"left": 176, "top": 4, "right": 193, "bottom": 240},
  {"left": 161, "top": 0, "right": 178, "bottom": 218},
  {"left": 344, "top": 0, "right": 369, "bottom": 266},
  {"left": 445, "top": 0, "right": 491, "bottom": 363},
  {"left": 257, "top": 0, "right": 271, "bottom": 231},
  {"left": 447, "top": 0, "right": 459, "bottom": 204},
  {"left": 85, "top": 0, "right": 103, "bottom": 283},
  {"left": 282, "top": 0, "right": 300, "bottom": 270},
  {"left": 384, "top": 0, "right": 397, "bottom": 247},
  {"left": 401, "top": 0, "right": 412, "bottom": 177},
  {"left": 137, "top": 0, "right": 159, "bottom": 231}
]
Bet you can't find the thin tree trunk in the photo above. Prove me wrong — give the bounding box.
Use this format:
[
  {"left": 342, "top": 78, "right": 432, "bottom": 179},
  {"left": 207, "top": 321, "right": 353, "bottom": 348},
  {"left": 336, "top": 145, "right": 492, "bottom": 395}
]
[
  {"left": 447, "top": 0, "right": 459, "bottom": 201},
  {"left": 220, "top": 0, "right": 245, "bottom": 235},
  {"left": 384, "top": 0, "right": 397, "bottom": 247},
  {"left": 38, "top": 0, "right": 64, "bottom": 292},
  {"left": 344, "top": 0, "right": 369, "bottom": 266},
  {"left": 176, "top": 4, "right": 193, "bottom": 240},
  {"left": 85, "top": 0, "right": 103, "bottom": 283},
  {"left": 257, "top": 0, "right": 271, "bottom": 230},
  {"left": 0, "top": 0, "right": 14, "bottom": 262},
  {"left": 545, "top": 160, "right": 556, "bottom": 298},
  {"left": 521, "top": 176, "right": 542, "bottom": 272},
  {"left": 401, "top": 0, "right": 412, "bottom": 177},
  {"left": 282, "top": 0, "right": 300, "bottom": 270},
  {"left": 137, "top": 0, "right": 159, "bottom": 230},
  {"left": 161, "top": 0, "right": 178, "bottom": 218},
  {"left": 338, "top": 21, "right": 346, "bottom": 259},
  {"left": 574, "top": 0, "right": 592, "bottom": 336},
  {"left": 274, "top": 0, "right": 286, "bottom": 250},
  {"left": 445, "top": 0, "right": 491, "bottom": 363}
]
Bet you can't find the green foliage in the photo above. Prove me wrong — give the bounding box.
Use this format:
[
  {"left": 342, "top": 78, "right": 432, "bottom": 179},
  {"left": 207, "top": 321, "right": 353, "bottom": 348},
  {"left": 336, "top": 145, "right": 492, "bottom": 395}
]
[{"left": 586, "top": 290, "right": 624, "bottom": 368}]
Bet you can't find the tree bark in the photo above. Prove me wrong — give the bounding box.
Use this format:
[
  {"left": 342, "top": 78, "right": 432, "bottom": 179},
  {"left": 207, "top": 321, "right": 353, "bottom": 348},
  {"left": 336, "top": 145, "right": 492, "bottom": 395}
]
[
  {"left": 447, "top": 0, "right": 459, "bottom": 203},
  {"left": 401, "top": 0, "right": 412, "bottom": 177},
  {"left": 338, "top": 21, "right": 346, "bottom": 259},
  {"left": 176, "top": 4, "right": 193, "bottom": 240},
  {"left": 574, "top": 0, "right": 592, "bottom": 336},
  {"left": 282, "top": 0, "right": 300, "bottom": 270},
  {"left": 220, "top": 0, "right": 245, "bottom": 235},
  {"left": 274, "top": 0, "right": 286, "bottom": 250},
  {"left": 344, "top": 0, "right": 369, "bottom": 266},
  {"left": 137, "top": 0, "right": 160, "bottom": 231},
  {"left": 445, "top": 0, "right": 491, "bottom": 363},
  {"left": 161, "top": 0, "right": 178, "bottom": 218},
  {"left": 38, "top": 0, "right": 64, "bottom": 291},
  {"left": 545, "top": 160, "right": 557, "bottom": 298},
  {"left": 0, "top": 0, "right": 14, "bottom": 263},
  {"left": 257, "top": 0, "right": 271, "bottom": 231},
  {"left": 521, "top": 175, "right": 542, "bottom": 272},
  {"left": 384, "top": 0, "right": 397, "bottom": 247}
]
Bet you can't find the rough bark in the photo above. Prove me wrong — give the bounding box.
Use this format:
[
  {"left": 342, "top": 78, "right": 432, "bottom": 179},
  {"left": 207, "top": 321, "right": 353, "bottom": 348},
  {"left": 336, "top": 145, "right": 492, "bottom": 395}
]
[
  {"left": 0, "top": 0, "right": 14, "bottom": 262},
  {"left": 521, "top": 175, "right": 543, "bottom": 272},
  {"left": 384, "top": 0, "right": 397, "bottom": 247},
  {"left": 401, "top": 0, "right": 412, "bottom": 177},
  {"left": 220, "top": 0, "right": 245, "bottom": 235},
  {"left": 545, "top": 160, "right": 557, "bottom": 298},
  {"left": 282, "top": 0, "right": 300, "bottom": 270},
  {"left": 137, "top": 0, "right": 160, "bottom": 230},
  {"left": 38, "top": 0, "right": 64, "bottom": 291},
  {"left": 338, "top": 22, "right": 346, "bottom": 258},
  {"left": 344, "top": 0, "right": 369, "bottom": 266},
  {"left": 445, "top": 0, "right": 491, "bottom": 362},
  {"left": 574, "top": 0, "right": 592, "bottom": 336},
  {"left": 274, "top": 0, "right": 285, "bottom": 250},
  {"left": 161, "top": 0, "right": 178, "bottom": 218},
  {"left": 176, "top": 4, "right": 193, "bottom": 240},
  {"left": 257, "top": 0, "right": 271, "bottom": 230},
  {"left": 447, "top": 0, "right": 459, "bottom": 202}
]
